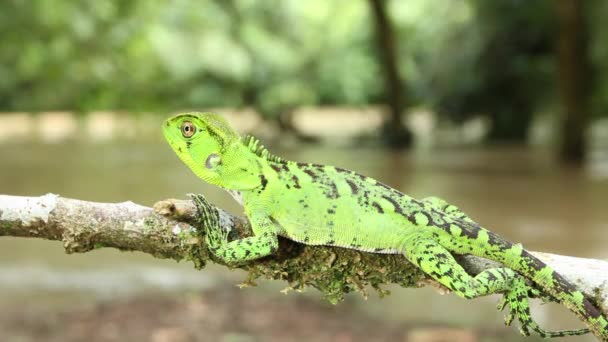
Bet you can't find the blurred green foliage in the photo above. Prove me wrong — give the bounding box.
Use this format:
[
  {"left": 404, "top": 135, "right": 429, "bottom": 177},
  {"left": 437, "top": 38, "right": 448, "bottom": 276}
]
[
  {"left": 0, "top": 0, "right": 381, "bottom": 114},
  {"left": 0, "top": 0, "right": 605, "bottom": 128}
]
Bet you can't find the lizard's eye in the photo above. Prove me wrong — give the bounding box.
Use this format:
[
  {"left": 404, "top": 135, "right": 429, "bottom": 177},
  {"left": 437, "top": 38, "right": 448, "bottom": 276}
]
[
  {"left": 205, "top": 153, "right": 221, "bottom": 169},
  {"left": 181, "top": 121, "right": 196, "bottom": 138}
]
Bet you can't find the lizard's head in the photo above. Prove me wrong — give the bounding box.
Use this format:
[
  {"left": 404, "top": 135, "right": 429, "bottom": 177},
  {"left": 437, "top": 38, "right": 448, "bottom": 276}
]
[{"left": 163, "top": 112, "right": 261, "bottom": 190}]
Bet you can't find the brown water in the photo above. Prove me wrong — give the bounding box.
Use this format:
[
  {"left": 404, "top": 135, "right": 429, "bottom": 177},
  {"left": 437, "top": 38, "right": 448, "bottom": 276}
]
[{"left": 1, "top": 141, "right": 607, "bottom": 341}]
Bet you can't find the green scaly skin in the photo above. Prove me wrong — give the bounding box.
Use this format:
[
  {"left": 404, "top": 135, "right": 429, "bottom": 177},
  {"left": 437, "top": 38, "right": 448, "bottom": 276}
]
[{"left": 163, "top": 112, "right": 608, "bottom": 340}]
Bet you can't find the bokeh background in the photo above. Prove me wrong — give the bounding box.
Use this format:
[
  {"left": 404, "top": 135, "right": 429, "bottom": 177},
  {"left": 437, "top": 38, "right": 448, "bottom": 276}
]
[{"left": 1, "top": 1, "right": 607, "bottom": 341}]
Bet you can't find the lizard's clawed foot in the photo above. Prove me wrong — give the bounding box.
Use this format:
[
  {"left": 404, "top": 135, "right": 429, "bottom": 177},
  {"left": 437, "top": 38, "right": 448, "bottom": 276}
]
[
  {"left": 190, "top": 194, "right": 231, "bottom": 255},
  {"left": 498, "top": 281, "right": 590, "bottom": 338}
]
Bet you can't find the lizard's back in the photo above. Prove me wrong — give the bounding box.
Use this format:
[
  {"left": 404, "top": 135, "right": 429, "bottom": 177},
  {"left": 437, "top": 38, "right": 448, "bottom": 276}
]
[
  {"left": 244, "top": 160, "right": 436, "bottom": 253},
  {"left": 245, "top": 159, "right": 504, "bottom": 257}
]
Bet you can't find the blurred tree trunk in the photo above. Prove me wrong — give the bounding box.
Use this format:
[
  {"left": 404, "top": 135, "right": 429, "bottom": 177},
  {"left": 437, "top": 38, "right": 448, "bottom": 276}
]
[
  {"left": 469, "top": 0, "right": 555, "bottom": 143},
  {"left": 367, "top": 0, "right": 412, "bottom": 148},
  {"left": 556, "top": 0, "right": 591, "bottom": 164}
]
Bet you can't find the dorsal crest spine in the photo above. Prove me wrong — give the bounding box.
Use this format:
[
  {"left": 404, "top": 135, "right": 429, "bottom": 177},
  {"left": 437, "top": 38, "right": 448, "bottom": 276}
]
[{"left": 242, "top": 135, "right": 283, "bottom": 163}]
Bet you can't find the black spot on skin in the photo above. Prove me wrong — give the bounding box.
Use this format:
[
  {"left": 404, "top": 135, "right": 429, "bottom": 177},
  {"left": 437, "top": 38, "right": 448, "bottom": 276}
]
[
  {"left": 298, "top": 162, "right": 326, "bottom": 177},
  {"left": 429, "top": 271, "right": 442, "bottom": 279},
  {"left": 245, "top": 250, "right": 251, "bottom": 257},
  {"left": 523, "top": 250, "right": 580, "bottom": 291},
  {"left": 205, "top": 127, "right": 222, "bottom": 146},
  {"left": 303, "top": 169, "right": 317, "bottom": 179},
  {"left": 326, "top": 240, "right": 335, "bottom": 245},
  {"left": 460, "top": 288, "right": 472, "bottom": 299},
  {"left": 375, "top": 181, "right": 392, "bottom": 191},
  {"left": 354, "top": 173, "right": 368, "bottom": 181},
  {"left": 406, "top": 214, "right": 418, "bottom": 225},
  {"left": 441, "top": 219, "right": 459, "bottom": 231},
  {"left": 456, "top": 225, "right": 480, "bottom": 240},
  {"left": 486, "top": 229, "right": 512, "bottom": 250},
  {"left": 291, "top": 175, "right": 301, "bottom": 189},
  {"left": 177, "top": 147, "right": 183, "bottom": 153},
  {"left": 381, "top": 195, "right": 404, "bottom": 216},
  {"left": 281, "top": 163, "right": 289, "bottom": 172},
  {"left": 327, "top": 208, "right": 335, "bottom": 215},
  {"left": 186, "top": 141, "right": 192, "bottom": 148},
  {"left": 346, "top": 180, "right": 358, "bottom": 194},
  {"left": 323, "top": 182, "right": 339, "bottom": 199},
  {"left": 357, "top": 191, "right": 368, "bottom": 207},
  {"left": 334, "top": 167, "right": 350, "bottom": 173},
  {"left": 371, "top": 202, "right": 384, "bottom": 214},
  {"left": 555, "top": 277, "right": 578, "bottom": 294},
  {"left": 434, "top": 252, "right": 450, "bottom": 259},
  {"left": 582, "top": 298, "right": 602, "bottom": 318},
  {"left": 413, "top": 211, "right": 432, "bottom": 226},
  {"left": 304, "top": 236, "right": 310, "bottom": 243},
  {"left": 271, "top": 164, "right": 282, "bottom": 173},
  {"left": 373, "top": 248, "right": 385, "bottom": 252},
  {"left": 259, "top": 175, "right": 268, "bottom": 190}
]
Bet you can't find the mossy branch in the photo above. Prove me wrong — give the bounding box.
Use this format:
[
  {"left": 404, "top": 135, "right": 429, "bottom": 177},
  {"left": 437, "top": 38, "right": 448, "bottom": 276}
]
[{"left": 1, "top": 193, "right": 608, "bottom": 311}]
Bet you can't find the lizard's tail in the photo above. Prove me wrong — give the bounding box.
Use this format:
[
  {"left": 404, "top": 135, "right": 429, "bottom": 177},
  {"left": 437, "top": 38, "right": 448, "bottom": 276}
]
[{"left": 477, "top": 229, "right": 608, "bottom": 341}]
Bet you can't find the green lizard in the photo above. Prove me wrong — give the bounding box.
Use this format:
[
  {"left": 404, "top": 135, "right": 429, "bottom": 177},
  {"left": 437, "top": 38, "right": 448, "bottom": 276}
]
[{"left": 163, "top": 112, "right": 608, "bottom": 340}]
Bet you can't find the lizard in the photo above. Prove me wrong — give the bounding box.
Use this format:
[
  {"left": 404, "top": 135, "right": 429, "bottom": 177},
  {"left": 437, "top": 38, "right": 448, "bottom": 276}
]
[{"left": 163, "top": 112, "right": 608, "bottom": 340}]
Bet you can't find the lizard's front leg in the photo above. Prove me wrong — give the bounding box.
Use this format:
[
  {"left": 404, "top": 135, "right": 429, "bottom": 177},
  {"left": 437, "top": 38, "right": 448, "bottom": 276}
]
[
  {"left": 210, "top": 230, "right": 279, "bottom": 263},
  {"left": 192, "top": 194, "right": 279, "bottom": 263}
]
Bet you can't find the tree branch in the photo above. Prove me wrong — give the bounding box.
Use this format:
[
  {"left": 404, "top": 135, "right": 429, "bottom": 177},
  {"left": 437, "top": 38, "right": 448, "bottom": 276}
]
[{"left": 1, "top": 193, "right": 607, "bottom": 313}]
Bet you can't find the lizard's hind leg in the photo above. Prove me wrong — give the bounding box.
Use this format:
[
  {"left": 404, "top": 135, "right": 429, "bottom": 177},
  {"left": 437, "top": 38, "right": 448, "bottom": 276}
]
[{"left": 401, "top": 234, "right": 590, "bottom": 338}]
